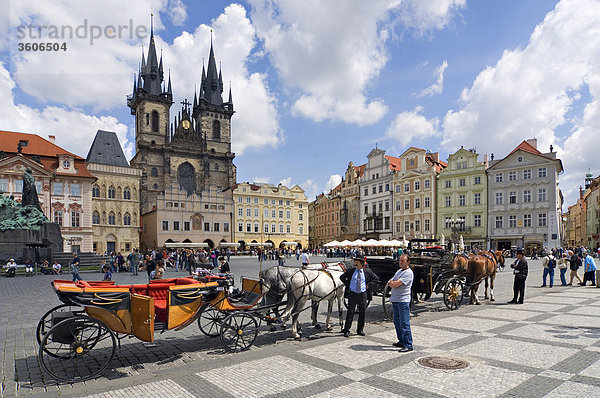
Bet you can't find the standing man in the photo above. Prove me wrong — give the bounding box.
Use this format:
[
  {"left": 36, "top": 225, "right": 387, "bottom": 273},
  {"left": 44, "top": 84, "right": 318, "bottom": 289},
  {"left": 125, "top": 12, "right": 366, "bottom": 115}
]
[
  {"left": 387, "top": 254, "right": 413, "bottom": 352},
  {"left": 300, "top": 250, "right": 310, "bottom": 269},
  {"left": 142, "top": 253, "right": 156, "bottom": 282},
  {"left": 128, "top": 249, "right": 140, "bottom": 276},
  {"left": 568, "top": 250, "right": 583, "bottom": 285},
  {"left": 340, "top": 256, "right": 379, "bottom": 338},
  {"left": 508, "top": 248, "right": 528, "bottom": 304},
  {"left": 580, "top": 249, "right": 597, "bottom": 286},
  {"left": 541, "top": 249, "right": 556, "bottom": 287},
  {"left": 70, "top": 252, "right": 82, "bottom": 282}
]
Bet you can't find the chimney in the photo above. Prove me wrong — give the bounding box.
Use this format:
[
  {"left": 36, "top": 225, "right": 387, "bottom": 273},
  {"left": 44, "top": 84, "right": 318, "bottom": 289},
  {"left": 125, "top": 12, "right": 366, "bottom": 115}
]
[
  {"left": 525, "top": 138, "right": 537, "bottom": 149},
  {"left": 48, "top": 135, "right": 55, "bottom": 143},
  {"left": 483, "top": 154, "right": 488, "bottom": 165}
]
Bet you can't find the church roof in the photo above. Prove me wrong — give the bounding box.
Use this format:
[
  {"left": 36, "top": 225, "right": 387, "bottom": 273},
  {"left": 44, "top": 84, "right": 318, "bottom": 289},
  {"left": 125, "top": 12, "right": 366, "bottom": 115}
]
[{"left": 86, "top": 130, "right": 129, "bottom": 167}]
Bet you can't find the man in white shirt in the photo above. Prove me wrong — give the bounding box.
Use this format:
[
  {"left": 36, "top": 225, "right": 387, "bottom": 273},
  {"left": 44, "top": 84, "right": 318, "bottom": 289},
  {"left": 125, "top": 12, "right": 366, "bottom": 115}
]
[
  {"left": 52, "top": 261, "right": 62, "bottom": 274},
  {"left": 387, "top": 254, "right": 414, "bottom": 352},
  {"left": 300, "top": 250, "right": 309, "bottom": 269},
  {"left": 541, "top": 250, "right": 556, "bottom": 287}
]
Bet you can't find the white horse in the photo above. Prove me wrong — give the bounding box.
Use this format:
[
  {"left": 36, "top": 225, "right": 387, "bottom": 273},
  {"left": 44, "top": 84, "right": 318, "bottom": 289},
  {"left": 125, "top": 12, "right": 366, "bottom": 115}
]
[{"left": 279, "top": 264, "right": 345, "bottom": 340}]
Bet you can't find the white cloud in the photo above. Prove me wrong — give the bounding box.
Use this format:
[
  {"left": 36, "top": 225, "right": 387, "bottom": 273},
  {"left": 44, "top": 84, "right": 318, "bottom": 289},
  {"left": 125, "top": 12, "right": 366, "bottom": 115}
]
[
  {"left": 0, "top": 61, "right": 132, "bottom": 159},
  {"left": 168, "top": 0, "right": 187, "bottom": 26},
  {"left": 253, "top": 176, "right": 270, "bottom": 184},
  {"left": 385, "top": 106, "right": 440, "bottom": 146},
  {"left": 395, "top": 0, "right": 466, "bottom": 36},
  {"left": 416, "top": 60, "right": 448, "bottom": 97},
  {"left": 300, "top": 178, "right": 319, "bottom": 201},
  {"left": 279, "top": 177, "right": 292, "bottom": 187},
  {"left": 248, "top": 0, "right": 463, "bottom": 126},
  {"left": 326, "top": 174, "right": 342, "bottom": 192},
  {"left": 441, "top": 0, "right": 600, "bottom": 207}
]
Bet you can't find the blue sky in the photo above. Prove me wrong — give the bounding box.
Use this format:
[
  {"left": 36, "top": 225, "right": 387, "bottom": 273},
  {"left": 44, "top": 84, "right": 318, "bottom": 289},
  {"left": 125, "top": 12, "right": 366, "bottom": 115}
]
[{"left": 1, "top": 0, "right": 599, "bottom": 209}]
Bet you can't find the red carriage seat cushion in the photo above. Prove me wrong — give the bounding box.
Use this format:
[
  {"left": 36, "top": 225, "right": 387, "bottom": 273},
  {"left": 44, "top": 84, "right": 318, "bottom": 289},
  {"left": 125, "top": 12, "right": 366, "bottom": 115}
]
[
  {"left": 148, "top": 284, "right": 170, "bottom": 322},
  {"left": 175, "top": 278, "right": 196, "bottom": 285},
  {"left": 130, "top": 284, "right": 148, "bottom": 296},
  {"left": 149, "top": 278, "right": 177, "bottom": 284}
]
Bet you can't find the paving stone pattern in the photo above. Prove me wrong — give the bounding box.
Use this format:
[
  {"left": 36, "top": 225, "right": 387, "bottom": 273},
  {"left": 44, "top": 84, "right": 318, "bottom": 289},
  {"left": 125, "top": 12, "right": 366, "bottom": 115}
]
[{"left": 3, "top": 257, "right": 600, "bottom": 397}]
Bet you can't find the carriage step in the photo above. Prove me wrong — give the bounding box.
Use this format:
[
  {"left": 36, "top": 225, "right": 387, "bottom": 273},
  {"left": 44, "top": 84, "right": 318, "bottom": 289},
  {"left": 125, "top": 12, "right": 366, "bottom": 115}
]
[{"left": 154, "top": 321, "right": 166, "bottom": 331}]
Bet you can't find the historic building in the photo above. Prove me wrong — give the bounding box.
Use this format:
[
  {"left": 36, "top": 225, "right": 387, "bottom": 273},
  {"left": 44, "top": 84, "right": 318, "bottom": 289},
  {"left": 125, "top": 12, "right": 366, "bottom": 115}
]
[
  {"left": 308, "top": 201, "right": 316, "bottom": 248},
  {"left": 391, "top": 147, "right": 445, "bottom": 241},
  {"left": 584, "top": 173, "right": 600, "bottom": 249},
  {"left": 487, "top": 139, "right": 563, "bottom": 252},
  {"left": 359, "top": 148, "right": 398, "bottom": 239},
  {"left": 566, "top": 196, "right": 585, "bottom": 247},
  {"left": 312, "top": 186, "right": 342, "bottom": 248},
  {"left": 436, "top": 147, "right": 487, "bottom": 249},
  {"left": 339, "top": 162, "right": 365, "bottom": 241},
  {"left": 86, "top": 130, "right": 141, "bottom": 254},
  {"left": 128, "top": 28, "right": 236, "bottom": 249},
  {"left": 0, "top": 131, "right": 95, "bottom": 252},
  {"left": 229, "top": 182, "right": 308, "bottom": 249}
]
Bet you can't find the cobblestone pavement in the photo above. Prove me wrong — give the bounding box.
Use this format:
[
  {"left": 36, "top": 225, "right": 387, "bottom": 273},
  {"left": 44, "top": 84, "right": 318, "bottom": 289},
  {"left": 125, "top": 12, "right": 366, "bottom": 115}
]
[{"left": 2, "top": 255, "right": 600, "bottom": 397}]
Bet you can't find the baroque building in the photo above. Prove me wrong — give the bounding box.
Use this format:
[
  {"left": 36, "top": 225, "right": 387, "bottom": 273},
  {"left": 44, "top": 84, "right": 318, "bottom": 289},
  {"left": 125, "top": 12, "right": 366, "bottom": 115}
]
[
  {"left": 339, "top": 162, "right": 365, "bottom": 241},
  {"left": 229, "top": 182, "right": 308, "bottom": 250},
  {"left": 436, "top": 147, "right": 487, "bottom": 249},
  {"left": 0, "top": 131, "right": 95, "bottom": 253},
  {"left": 128, "top": 29, "right": 236, "bottom": 249},
  {"left": 86, "top": 130, "right": 141, "bottom": 254},
  {"left": 312, "top": 186, "right": 341, "bottom": 247}
]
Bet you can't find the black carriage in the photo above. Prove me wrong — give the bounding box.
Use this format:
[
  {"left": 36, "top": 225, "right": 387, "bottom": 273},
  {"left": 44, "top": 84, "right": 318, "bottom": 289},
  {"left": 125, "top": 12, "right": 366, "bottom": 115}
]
[{"left": 366, "top": 239, "right": 465, "bottom": 318}]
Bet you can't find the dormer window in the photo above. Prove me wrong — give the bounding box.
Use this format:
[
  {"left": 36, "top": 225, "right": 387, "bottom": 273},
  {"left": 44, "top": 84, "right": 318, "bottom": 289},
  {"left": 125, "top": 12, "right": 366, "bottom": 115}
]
[{"left": 62, "top": 159, "right": 71, "bottom": 169}]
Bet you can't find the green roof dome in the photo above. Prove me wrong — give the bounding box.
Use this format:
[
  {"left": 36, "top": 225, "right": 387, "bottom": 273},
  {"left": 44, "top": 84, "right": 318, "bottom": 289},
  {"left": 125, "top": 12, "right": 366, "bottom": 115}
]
[{"left": 586, "top": 170, "right": 593, "bottom": 178}]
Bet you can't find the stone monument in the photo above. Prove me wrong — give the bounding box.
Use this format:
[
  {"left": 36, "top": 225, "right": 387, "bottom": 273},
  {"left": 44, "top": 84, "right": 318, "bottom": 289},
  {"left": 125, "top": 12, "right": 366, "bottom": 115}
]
[{"left": 0, "top": 169, "right": 62, "bottom": 264}]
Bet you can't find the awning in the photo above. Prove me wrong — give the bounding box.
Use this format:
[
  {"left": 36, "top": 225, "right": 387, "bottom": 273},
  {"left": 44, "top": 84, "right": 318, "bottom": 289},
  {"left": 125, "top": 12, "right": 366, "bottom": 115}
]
[
  {"left": 165, "top": 242, "right": 208, "bottom": 248},
  {"left": 219, "top": 242, "right": 240, "bottom": 247},
  {"left": 247, "top": 242, "right": 273, "bottom": 247},
  {"left": 281, "top": 241, "right": 299, "bottom": 246}
]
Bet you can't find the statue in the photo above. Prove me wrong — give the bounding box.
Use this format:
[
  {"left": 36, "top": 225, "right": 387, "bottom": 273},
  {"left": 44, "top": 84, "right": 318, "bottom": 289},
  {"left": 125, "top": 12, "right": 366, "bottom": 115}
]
[{"left": 22, "top": 168, "right": 42, "bottom": 212}]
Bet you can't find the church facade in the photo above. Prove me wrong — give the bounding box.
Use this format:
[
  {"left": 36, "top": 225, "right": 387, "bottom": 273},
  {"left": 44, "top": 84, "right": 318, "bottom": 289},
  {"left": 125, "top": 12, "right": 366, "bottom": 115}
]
[{"left": 128, "top": 30, "right": 236, "bottom": 250}]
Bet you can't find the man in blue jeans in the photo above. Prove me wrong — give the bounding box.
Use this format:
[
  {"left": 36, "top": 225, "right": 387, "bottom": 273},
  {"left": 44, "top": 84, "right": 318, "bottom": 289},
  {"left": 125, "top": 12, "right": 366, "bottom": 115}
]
[{"left": 387, "top": 254, "right": 414, "bottom": 352}]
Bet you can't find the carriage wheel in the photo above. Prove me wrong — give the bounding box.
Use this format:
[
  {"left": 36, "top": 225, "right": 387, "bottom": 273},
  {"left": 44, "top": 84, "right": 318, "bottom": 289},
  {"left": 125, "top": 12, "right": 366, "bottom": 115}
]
[
  {"left": 197, "top": 306, "right": 226, "bottom": 337},
  {"left": 219, "top": 312, "right": 259, "bottom": 353},
  {"left": 382, "top": 286, "right": 392, "bottom": 320},
  {"left": 443, "top": 277, "right": 464, "bottom": 310},
  {"left": 36, "top": 304, "right": 85, "bottom": 353},
  {"left": 39, "top": 315, "right": 116, "bottom": 382}
]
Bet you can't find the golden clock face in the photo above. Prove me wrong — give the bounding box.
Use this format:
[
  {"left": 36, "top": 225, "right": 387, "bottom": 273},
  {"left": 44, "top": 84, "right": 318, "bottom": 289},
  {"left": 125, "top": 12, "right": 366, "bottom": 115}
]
[{"left": 182, "top": 120, "right": 191, "bottom": 129}]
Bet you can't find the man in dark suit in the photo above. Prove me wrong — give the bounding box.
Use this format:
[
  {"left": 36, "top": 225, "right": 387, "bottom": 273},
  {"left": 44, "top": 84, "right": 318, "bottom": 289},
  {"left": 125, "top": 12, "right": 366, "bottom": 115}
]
[
  {"left": 340, "top": 256, "right": 379, "bottom": 337},
  {"left": 508, "top": 248, "right": 528, "bottom": 304}
]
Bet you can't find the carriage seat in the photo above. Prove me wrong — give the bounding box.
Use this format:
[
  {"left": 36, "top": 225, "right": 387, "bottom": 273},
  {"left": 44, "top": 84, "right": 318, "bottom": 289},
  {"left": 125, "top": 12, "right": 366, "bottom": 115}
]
[
  {"left": 226, "top": 291, "right": 262, "bottom": 309},
  {"left": 148, "top": 284, "right": 170, "bottom": 322},
  {"left": 130, "top": 284, "right": 149, "bottom": 296}
]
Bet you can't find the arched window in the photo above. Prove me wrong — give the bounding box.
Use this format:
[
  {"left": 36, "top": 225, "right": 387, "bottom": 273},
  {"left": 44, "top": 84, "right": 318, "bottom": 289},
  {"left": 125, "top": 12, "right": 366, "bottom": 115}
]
[
  {"left": 151, "top": 167, "right": 158, "bottom": 177},
  {"left": 151, "top": 110, "right": 159, "bottom": 132},
  {"left": 212, "top": 120, "right": 221, "bottom": 140},
  {"left": 123, "top": 187, "right": 131, "bottom": 200},
  {"left": 108, "top": 212, "right": 116, "bottom": 225},
  {"left": 177, "top": 162, "right": 196, "bottom": 196},
  {"left": 108, "top": 186, "right": 115, "bottom": 199},
  {"left": 92, "top": 185, "right": 100, "bottom": 198},
  {"left": 123, "top": 212, "right": 131, "bottom": 226},
  {"left": 92, "top": 211, "right": 100, "bottom": 224}
]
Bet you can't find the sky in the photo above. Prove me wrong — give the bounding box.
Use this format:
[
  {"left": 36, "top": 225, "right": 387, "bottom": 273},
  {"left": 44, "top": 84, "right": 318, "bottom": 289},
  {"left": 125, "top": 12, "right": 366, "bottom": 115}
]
[{"left": 1, "top": 0, "right": 599, "bottom": 210}]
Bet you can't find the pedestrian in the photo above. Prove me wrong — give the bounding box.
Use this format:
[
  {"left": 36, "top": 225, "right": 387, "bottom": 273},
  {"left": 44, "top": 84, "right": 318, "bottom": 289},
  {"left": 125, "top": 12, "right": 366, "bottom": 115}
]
[
  {"left": 102, "top": 264, "right": 112, "bottom": 281},
  {"left": 567, "top": 250, "right": 583, "bottom": 285},
  {"left": 580, "top": 249, "right": 597, "bottom": 286},
  {"left": 508, "top": 248, "right": 528, "bottom": 304},
  {"left": 218, "top": 256, "right": 230, "bottom": 274},
  {"left": 558, "top": 252, "right": 569, "bottom": 286},
  {"left": 541, "top": 249, "right": 556, "bottom": 287},
  {"left": 70, "top": 252, "right": 82, "bottom": 282},
  {"left": 300, "top": 250, "right": 309, "bottom": 269},
  {"left": 387, "top": 254, "right": 413, "bottom": 352},
  {"left": 25, "top": 259, "right": 34, "bottom": 276},
  {"left": 142, "top": 254, "right": 156, "bottom": 282},
  {"left": 152, "top": 260, "right": 165, "bottom": 280},
  {"left": 52, "top": 260, "right": 62, "bottom": 274},
  {"left": 340, "top": 256, "right": 379, "bottom": 338},
  {"left": 128, "top": 249, "right": 140, "bottom": 276},
  {"left": 4, "top": 258, "right": 17, "bottom": 277}
]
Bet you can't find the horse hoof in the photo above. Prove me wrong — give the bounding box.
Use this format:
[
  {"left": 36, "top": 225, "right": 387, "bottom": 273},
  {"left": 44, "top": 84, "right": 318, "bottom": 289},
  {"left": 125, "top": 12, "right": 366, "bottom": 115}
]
[
  {"left": 475, "top": 302, "right": 481, "bottom": 305},
  {"left": 484, "top": 296, "right": 489, "bottom": 299},
  {"left": 294, "top": 336, "right": 302, "bottom": 341},
  {"left": 326, "top": 325, "right": 333, "bottom": 331},
  {"left": 314, "top": 324, "right": 322, "bottom": 329},
  {"left": 490, "top": 298, "right": 495, "bottom": 302}
]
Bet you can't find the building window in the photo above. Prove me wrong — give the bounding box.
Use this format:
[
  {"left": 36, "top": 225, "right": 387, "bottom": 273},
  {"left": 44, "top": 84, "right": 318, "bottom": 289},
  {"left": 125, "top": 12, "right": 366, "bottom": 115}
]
[
  {"left": 298, "top": 203, "right": 303, "bottom": 209},
  {"left": 286, "top": 210, "right": 291, "bottom": 219},
  {"left": 53, "top": 182, "right": 63, "bottom": 196},
  {"left": 538, "top": 167, "right": 547, "bottom": 178},
  {"left": 445, "top": 180, "right": 451, "bottom": 189},
  {"left": 108, "top": 186, "right": 116, "bottom": 199},
  {"left": 396, "top": 221, "right": 401, "bottom": 232},
  {"left": 279, "top": 224, "right": 284, "bottom": 233},
  {"left": 299, "top": 226, "right": 304, "bottom": 235},
  {"left": 238, "top": 197, "right": 243, "bottom": 203},
  {"left": 404, "top": 200, "right": 410, "bottom": 210},
  {"left": 92, "top": 211, "right": 100, "bottom": 224},
  {"left": 523, "top": 214, "right": 532, "bottom": 227},
  {"left": 415, "top": 220, "right": 420, "bottom": 232},
  {"left": 264, "top": 223, "right": 269, "bottom": 233},
  {"left": 509, "top": 215, "right": 517, "bottom": 228},
  {"left": 523, "top": 169, "right": 531, "bottom": 179},
  {"left": 279, "top": 210, "right": 284, "bottom": 218},
  {"left": 264, "top": 209, "right": 269, "bottom": 219},
  {"left": 246, "top": 208, "right": 251, "bottom": 217},
  {"left": 173, "top": 221, "right": 180, "bottom": 231},
  {"left": 445, "top": 196, "right": 451, "bottom": 207},
  {"left": 286, "top": 224, "right": 291, "bottom": 233},
  {"left": 495, "top": 216, "right": 503, "bottom": 229},
  {"left": 474, "top": 193, "right": 481, "bottom": 205},
  {"left": 509, "top": 171, "right": 516, "bottom": 181},
  {"left": 395, "top": 185, "right": 401, "bottom": 193},
  {"left": 538, "top": 188, "right": 547, "bottom": 202},
  {"left": 151, "top": 110, "right": 159, "bottom": 132},
  {"left": 378, "top": 184, "right": 382, "bottom": 193},
  {"left": 412, "top": 199, "right": 418, "bottom": 209},
  {"left": 509, "top": 191, "right": 517, "bottom": 204},
  {"left": 424, "top": 179, "right": 430, "bottom": 189},
  {"left": 248, "top": 198, "right": 253, "bottom": 204},
  {"left": 372, "top": 186, "right": 376, "bottom": 194},
  {"left": 404, "top": 221, "right": 410, "bottom": 232},
  {"left": 92, "top": 185, "right": 100, "bottom": 198},
  {"left": 495, "top": 173, "right": 503, "bottom": 183},
  {"left": 70, "top": 183, "right": 80, "bottom": 196},
  {"left": 474, "top": 214, "right": 481, "bottom": 227},
  {"left": 254, "top": 208, "right": 259, "bottom": 217},
  {"left": 299, "top": 213, "right": 303, "bottom": 221},
  {"left": 123, "top": 188, "right": 131, "bottom": 200},
  {"left": 53, "top": 210, "right": 63, "bottom": 225},
  {"left": 523, "top": 190, "right": 531, "bottom": 203},
  {"left": 108, "top": 212, "right": 115, "bottom": 225},
  {"left": 474, "top": 176, "right": 481, "bottom": 185},
  {"left": 272, "top": 210, "right": 276, "bottom": 218},
  {"left": 212, "top": 120, "right": 221, "bottom": 139},
  {"left": 424, "top": 197, "right": 430, "bottom": 207},
  {"left": 445, "top": 217, "right": 452, "bottom": 229},
  {"left": 0, "top": 178, "right": 8, "bottom": 192},
  {"left": 495, "top": 192, "right": 503, "bottom": 205},
  {"left": 414, "top": 181, "right": 420, "bottom": 191},
  {"left": 538, "top": 213, "right": 547, "bottom": 227},
  {"left": 364, "top": 188, "right": 369, "bottom": 196},
  {"left": 238, "top": 222, "right": 243, "bottom": 232},
  {"left": 251, "top": 223, "right": 257, "bottom": 233},
  {"left": 271, "top": 223, "right": 276, "bottom": 233},
  {"left": 459, "top": 195, "right": 466, "bottom": 206},
  {"left": 184, "top": 222, "right": 190, "bottom": 231},
  {"left": 223, "top": 222, "right": 229, "bottom": 232},
  {"left": 395, "top": 201, "right": 401, "bottom": 211},
  {"left": 424, "top": 219, "right": 430, "bottom": 231},
  {"left": 238, "top": 208, "right": 243, "bottom": 217},
  {"left": 246, "top": 223, "right": 251, "bottom": 232},
  {"left": 255, "top": 198, "right": 259, "bottom": 204},
  {"left": 404, "top": 183, "right": 410, "bottom": 192},
  {"left": 151, "top": 167, "right": 158, "bottom": 177},
  {"left": 459, "top": 178, "right": 466, "bottom": 187},
  {"left": 385, "top": 183, "right": 389, "bottom": 191},
  {"left": 205, "top": 222, "right": 211, "bottom": 232},
  {"left": 124, "top": 213, "right": 131, "bottom": 226},
  {"left": 71, "top": 211, "right": 80, "bottom": 227}
]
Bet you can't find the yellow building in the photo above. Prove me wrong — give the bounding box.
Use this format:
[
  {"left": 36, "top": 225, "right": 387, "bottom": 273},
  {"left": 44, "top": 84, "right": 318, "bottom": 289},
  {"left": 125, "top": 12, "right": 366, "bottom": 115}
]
[
  {"left": 230, "top": 182, "right": 309, "bottom": 249},
  {"left": 86, "top": 130, "right": 141, "bottom": 255}
]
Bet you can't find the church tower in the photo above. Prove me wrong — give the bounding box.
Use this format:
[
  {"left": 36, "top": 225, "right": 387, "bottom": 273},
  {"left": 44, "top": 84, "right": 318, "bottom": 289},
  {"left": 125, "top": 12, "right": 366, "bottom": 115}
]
[{"left": 128, "top": 22, "right": 173, "bottom": 213}]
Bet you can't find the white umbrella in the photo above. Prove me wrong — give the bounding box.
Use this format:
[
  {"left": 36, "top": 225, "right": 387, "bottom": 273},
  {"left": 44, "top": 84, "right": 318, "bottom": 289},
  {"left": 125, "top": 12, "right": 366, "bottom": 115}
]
[
  {"left": 351, "top": 239, "right": 365, "bottom": 247},
  {"left": 365, "top": 239, "right": 379, "bottom": 246},
  {"left": 379, "top": 239, "right": 392, "bottom": 247},
  {"left": 459, "top": 235, "right": 465, "bottom": 251},
  {"left": 389, "top": 239, "right": 402, "bottom": 247},
  {"left": 323, "top": 240, "right": 341, "bottom": 247},
  {"left": 440, "top": 234, "right": 446, "bottom": 246},
  {"left": 339, "top": 240, "right": 353, "bottom": 247}
]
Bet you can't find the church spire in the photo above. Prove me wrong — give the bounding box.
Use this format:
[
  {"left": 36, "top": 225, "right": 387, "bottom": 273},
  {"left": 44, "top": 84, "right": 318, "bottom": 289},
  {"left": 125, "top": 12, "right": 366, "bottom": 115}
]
[
  {"left": 141, "top": 13, "right": 162, "bottom": 95},
  {"left": 167, "top": 69, "right": 172, "bottom": 94},
  {"left": 202, "top": 33, "right": 223, "bottom": 105},
  {"left": 159, "top": 49, "right": 164, "bottom": 82}
]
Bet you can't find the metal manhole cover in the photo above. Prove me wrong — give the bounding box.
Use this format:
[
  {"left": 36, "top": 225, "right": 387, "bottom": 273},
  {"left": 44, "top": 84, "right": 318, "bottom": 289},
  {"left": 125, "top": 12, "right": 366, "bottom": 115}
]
[{"left": 417, "top": 356, "right": 469, "bottom": 370}]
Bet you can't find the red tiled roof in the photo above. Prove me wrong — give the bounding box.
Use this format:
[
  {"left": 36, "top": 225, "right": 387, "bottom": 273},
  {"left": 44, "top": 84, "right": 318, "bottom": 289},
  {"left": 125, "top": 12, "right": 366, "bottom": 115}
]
[
  {"left": 354, "top": 163, "right": 366, "bottom": 177},
  {"left": 0, "top": 130, "right": 82, "bottom": 159},
  {"left": 508, "top": 140, "right": 542, "bottom": 157},
  {"left": 385, "top": 155, "right": 402, "bottom": 171}
]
